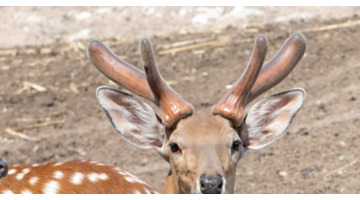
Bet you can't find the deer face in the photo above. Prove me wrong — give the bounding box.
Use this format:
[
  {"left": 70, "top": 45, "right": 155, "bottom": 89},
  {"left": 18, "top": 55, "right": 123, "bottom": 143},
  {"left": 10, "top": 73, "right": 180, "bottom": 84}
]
[
  {"left": 90, "top": 33, "right": 307, "bottom": 193},
  {"left": 165, "top": 115, "right": 240, "bottom": 194}
]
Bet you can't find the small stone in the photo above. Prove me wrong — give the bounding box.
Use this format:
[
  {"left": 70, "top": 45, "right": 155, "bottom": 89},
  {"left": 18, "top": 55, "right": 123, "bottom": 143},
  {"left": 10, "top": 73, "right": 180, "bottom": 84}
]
[
  {"left": 225, "top": 84, "right": 233, "bottom": 89},
  {"left": 339, "top": 141, "right": 346, "bottom": 147},
  {"left": 278, "top": 171, "right": 288, "bottom": 177}
]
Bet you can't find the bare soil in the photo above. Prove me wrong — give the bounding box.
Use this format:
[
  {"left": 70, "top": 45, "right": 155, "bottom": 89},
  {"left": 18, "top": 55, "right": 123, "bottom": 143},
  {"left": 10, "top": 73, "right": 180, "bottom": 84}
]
[{"left": 1, "top": 8, "right": 360, "bottom": 194}]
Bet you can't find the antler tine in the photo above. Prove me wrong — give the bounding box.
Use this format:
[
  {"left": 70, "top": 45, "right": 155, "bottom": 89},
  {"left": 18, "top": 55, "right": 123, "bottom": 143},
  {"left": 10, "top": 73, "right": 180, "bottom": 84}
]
[
  {"left": 87, "top": 40, "right": 155, "bottom": 102},
  {"left": 212, "top": 35, "right": 268, "bottom": 127},
  {"left": 246, "top": 33, "right": 306, "bottom": 103},
  {"left": 140, "top": 38, "right": 194, "bottom": 127}
]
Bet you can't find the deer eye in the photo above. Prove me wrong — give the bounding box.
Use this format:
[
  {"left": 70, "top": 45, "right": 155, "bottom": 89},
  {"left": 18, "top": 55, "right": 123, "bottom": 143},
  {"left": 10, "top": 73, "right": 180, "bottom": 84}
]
[
  {"left": 232, "top": 140, "right": 242, "bottom": 151},
  {"left": 169, "top": 143, "right": 182, "bottom": 154}
]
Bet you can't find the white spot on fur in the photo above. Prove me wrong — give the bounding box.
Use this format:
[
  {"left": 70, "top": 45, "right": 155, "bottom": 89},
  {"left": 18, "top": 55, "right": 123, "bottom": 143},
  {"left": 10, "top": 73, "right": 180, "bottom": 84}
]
[
  {"left": 124, "top": 176, "right": 136, "bottom": 183},
  {"left": 8, "top": 169, "right": 16, "bottom": 175},
  {"left": 29, "top": 176, "right": 39, "bottom": 185},
  {"left": 118, "top": 171, "right": 127, "bottom": 176},
  {"left": 43, "top": 180, "right": 60, "bottom": 194},
  {"left": 98, "top": 173, "right": 109, "bottom": 180},
  {"left": 87, "top": 172, "right": 108, "bottom": 182},
  {"left": 87, "top": 173, "right": 98, "bottom": 182},
  {"left": 21, "top": 190, "right": 32, "bottom": 194},
  {"left": 71, "top": 172, "right": 84, "bottom": 185},
  {"left": 2, "top": 189, "right": 14, "bottom": 194},
  {"left": 144, "top": 188, "right": 152, "bottom": 194},
  {"left": 90, "top": 161, "right": 98, "bottom": 164},
  {"left": 22, "top": 168, "right": 30, "bottom": 174},
  {"left": 54, "top": 162, "right": 64, "bottom": 166},
  {"left": 16, "top": 173, "right": 25, "bottom": 180},
  {"left": 134, "top": 190, "right": 141, "bottom": 194},
  {"left": 54, "top": 171, "right": 64, "bottom": 179},
  {"left": 32, "top": 164, "right": 39, "bottom": 167},
  {"left": 96, "top": 163, "right": 105, "bottom": 166},
  {"left": 118, "top": 169, "right": 151, "bottom": 187}
]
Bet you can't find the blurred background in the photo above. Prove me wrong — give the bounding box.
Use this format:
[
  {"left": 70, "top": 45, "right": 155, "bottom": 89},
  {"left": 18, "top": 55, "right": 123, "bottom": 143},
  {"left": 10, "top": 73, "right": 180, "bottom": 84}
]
[{"left": 0, "top": 7, "right": 360, "bottom": 193}]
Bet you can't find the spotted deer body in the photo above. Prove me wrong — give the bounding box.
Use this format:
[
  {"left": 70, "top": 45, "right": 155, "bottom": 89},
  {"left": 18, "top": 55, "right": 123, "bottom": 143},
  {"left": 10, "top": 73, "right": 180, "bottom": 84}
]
[
  {"left": 0, "top": 160, "right": 158, "bottom": 194},
  {"left": 88, "top": 33, "right": 307, "bottom": 193}
]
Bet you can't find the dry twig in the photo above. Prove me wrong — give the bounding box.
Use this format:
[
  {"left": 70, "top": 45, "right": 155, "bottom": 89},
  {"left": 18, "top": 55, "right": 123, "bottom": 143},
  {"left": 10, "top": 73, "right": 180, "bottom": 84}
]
[
  {"left": 158, "top": 36, "right": 232, "bottom": 55},
  {"left": 4, "top": 128, "right": 37, "bottom": 141},
  {"left": 3, "top": 119, "right": 64, "bottom": 141},
  {"left": 11, "top": 120, "right": 65, "bottom": 132},
  {"left": 324, "top": 160, "right": 358, "bottom": 179},
  {"left": 12, "top": 81, "right": 47, "bottom": 96},
  {"left": 299, "top": 19, "right": 360, "bottom": 33}
]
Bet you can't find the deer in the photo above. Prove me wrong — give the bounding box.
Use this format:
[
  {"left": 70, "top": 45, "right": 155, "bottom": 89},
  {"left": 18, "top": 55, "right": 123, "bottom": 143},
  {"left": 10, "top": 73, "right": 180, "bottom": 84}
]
[
  {"left": 86, "top": 33, "right": 307, "bottom": 194},
  {"left": 0, "top": 160, "right": 158, "bottom": 194},
  {"left": 0, "top": 158, "right": 8, "bottom": 182}
]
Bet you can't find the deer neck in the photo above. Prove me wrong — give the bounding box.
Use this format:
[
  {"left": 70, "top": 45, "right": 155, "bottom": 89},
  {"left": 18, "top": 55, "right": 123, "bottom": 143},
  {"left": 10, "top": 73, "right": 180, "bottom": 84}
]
[{"left": 162, "top": 170, "right": 179, "bottom": 194}]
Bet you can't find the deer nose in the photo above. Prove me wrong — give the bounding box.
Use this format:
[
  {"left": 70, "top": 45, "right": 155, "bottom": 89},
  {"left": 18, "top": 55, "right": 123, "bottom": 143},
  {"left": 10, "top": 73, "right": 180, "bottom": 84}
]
[
  {"left": 0, "top": 159, "right": 8, "bottom": 179},
  {"left": 199, "top": 173, "right": 223, "bottom": 194}
]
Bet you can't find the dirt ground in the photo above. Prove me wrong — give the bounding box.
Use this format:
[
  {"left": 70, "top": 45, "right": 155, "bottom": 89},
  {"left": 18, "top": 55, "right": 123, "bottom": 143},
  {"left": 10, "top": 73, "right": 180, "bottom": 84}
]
[{"left": 1, "top": 7, "right": 360, "bottom": 194}]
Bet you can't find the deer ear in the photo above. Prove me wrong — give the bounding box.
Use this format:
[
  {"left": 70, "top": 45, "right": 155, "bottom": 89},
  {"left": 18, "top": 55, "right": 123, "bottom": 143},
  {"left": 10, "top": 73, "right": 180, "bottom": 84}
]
[
  {"left": 243, "top": 88, "right": 306, "bottom": 149},
  {"left": 96, "top": 86, "right": 165, "bottom": 153}
]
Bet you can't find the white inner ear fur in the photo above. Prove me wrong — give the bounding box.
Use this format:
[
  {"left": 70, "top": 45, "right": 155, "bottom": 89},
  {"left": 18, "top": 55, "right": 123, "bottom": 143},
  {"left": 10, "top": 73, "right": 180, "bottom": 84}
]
[
  {"left": 96, "top": 86, "right": 165, "bottom": 152},
  {"left": 245, "top": 88, "right": 306, "bottom": 150}
]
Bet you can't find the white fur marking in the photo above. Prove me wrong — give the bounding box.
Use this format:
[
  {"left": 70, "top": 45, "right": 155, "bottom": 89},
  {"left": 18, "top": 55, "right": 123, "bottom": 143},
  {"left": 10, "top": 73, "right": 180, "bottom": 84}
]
[
  {"left": 87, "top": 172, "right": 108, "bottom": 182},
  {"left": 32, "top": 164, "right": 39, "bottom": 167},
  {"left": 71, "top": 172, "right": 84, "bottom": 185},
  {"left": 54, "top": 171, "right": 64, "bottom": 179},
  {"left": 21, "top": 190, "right": 33, "bottom": 194},
  {"left": 87, "top": 173, "right": 98, "bottom": 182},
  {"left": 134, "top": 190, "right": 141, "bottom": 194},
  {"left": 98, "top": 173, "right": 109, "bottom": 180},
  {"left": 3, "top": 189, "right": 14, "bottom": 194},
  {"left": 54, "top": 162, "right": 64, "bottom": 166},
  {"left": 43, "top": 180, "right": 60, "bottom": 194},
  {"left": 124, "top": 176, "right": 136, "bottom": 183},
  {"left": 8, "top": 169, "right": 16, "bottom": 175},
  {"left": 22, "top": 168, "right": 30, "bottom": 174},
  {"left": 118, "top": 171, "right": 127, "bottom": 176},
  {"left": 16, "top": 173, "right": 25, "bottom": 180},
  {"left": 29, "top": 176, "right": 39, "bottom": 185}
]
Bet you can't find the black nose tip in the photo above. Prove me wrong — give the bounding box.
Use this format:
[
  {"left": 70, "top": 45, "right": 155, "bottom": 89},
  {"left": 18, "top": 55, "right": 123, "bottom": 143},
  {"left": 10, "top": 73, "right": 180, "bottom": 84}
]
[
  {"left": 0, "top": 159, "right": 8, "bottom": 179},
  {"left": 199, "top": 174, "right": 223, "bottom": 194}
]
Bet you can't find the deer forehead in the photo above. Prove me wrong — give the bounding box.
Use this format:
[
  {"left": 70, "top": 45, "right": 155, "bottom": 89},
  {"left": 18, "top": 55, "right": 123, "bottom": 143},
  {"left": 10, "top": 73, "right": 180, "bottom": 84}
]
[{"left": 171, "top": 115, "right": 238, "bottom": 147}]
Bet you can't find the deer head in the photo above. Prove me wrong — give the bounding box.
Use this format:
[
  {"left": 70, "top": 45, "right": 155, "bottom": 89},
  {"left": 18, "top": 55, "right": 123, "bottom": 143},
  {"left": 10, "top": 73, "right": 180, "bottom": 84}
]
[{"left": 88, "top": 33, "right": 306, "bottom": 194}]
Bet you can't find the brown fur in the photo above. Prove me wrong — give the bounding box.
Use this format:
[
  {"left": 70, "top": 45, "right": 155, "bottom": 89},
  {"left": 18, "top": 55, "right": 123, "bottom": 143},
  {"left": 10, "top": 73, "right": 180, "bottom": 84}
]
[{"left": 0, "top": 160, "right": 158, "bottom": 194}]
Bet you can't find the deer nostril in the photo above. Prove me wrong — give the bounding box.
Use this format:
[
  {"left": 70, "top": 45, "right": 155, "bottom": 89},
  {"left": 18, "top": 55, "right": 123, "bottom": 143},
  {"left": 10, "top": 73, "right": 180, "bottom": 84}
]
[
  {"left": 199, "top": 174, "right": 223, "bottom": 194},
  {"left": 218, "top": 180, "right": 223, "bottom": 189},
  {"left": 0, "top": 160, "right": 8, "bottom": 178}
]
